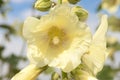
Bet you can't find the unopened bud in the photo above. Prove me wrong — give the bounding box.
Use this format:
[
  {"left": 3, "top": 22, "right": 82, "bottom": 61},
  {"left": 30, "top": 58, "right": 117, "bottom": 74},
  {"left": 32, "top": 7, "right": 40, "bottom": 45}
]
[
  {"left": 51, "top": 72, "right": 61, "bottom": 80},
  {"left": 72, "top": 6, "right": 88, "bottom": 21},
  {"left": 11, "top": 64, "right": 48, "bottom": 80},
  {"left": 68, "top": 0, "right": 80, "bottom": 4},
  {"left": 35, "top": 0, "right": 52, "bottom": 11}
]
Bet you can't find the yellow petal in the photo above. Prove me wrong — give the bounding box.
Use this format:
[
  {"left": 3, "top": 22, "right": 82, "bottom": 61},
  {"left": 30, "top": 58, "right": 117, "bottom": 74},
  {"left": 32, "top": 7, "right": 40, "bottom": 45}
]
[
  {"left": 93, "top": 15, "right": 108, "bottom": 48},
  {"left": 88, "top": 76, "right": 98, "bottom": 80},
  {"left": 49, "top": 26, "right": 91, "bottom": 72},
  {"left": 23, "top": 17, "right": 40, "bottom": 40},
  {"left": 27, "top": 45, "right": 49, "bottom": 67},
  {"left": 11, "top": 64, "right": 47, "bottom": 80},
  {"left": 82, "top": 15, "right": 108, "bottom": 75}
]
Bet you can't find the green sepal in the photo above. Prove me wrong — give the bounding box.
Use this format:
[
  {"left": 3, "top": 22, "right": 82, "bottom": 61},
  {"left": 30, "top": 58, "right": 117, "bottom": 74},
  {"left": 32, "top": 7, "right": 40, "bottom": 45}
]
[{"left": 34, "top": 0, "right": 52, "bottom": 12}]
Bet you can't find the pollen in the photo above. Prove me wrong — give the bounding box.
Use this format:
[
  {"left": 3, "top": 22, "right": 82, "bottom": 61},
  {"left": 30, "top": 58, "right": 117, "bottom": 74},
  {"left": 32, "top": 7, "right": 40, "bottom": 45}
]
[
  {"left": 52, "top": 36, "right": 60, "bottom": 45},
  {"left": 48, "top": 26, "right": 65, "bottom": 46}
]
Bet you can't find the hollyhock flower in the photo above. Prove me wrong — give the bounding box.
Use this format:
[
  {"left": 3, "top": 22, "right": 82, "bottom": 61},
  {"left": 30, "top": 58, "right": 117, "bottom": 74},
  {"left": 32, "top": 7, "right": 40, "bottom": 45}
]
[
  {"left": 82, "top": 15, "right": 108, "bottom": 75},
  {"left": 72, "top": 15, "right": 108, "bottom": 80},
  {"left": 23, "top": 4, "right": 91, "bottom": 72}
]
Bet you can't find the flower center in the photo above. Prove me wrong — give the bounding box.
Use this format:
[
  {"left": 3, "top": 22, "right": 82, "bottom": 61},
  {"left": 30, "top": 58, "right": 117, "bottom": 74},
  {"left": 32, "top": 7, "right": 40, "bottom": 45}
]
[
  {"left": 52, "top": 36, "right": 60, "bottom": 45},
  {"left": 48, "top": 26, "right": 66, "bottom": 46},
  {"left": 37, "top": 26, "right": 73, "bottom": 55}
]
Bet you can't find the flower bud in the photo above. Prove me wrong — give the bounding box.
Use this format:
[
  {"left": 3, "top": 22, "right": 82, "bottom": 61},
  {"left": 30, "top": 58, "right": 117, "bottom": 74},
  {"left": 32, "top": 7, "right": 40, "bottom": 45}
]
[
  {"left": 72, "top": 6, "right": 88, "bottom": 21},
  {"left": 68, "top": 0, "right": 80, "bottom": 4},
  {"left": 51, "top": 72, "right": 60, "bottom": 80},
  {"left": 34, "top": 0, "right": 52, "bottom": 11},
  {"left": 11, "top": 64, "right": 48, "bottom": 80}
]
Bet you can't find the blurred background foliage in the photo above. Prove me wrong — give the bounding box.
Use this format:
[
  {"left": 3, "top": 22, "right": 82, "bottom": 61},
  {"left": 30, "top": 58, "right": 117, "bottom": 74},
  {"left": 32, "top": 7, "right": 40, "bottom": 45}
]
[
  {"left": 0, "top": 0, "right": 27, "bottom": 80},
  {"left": 0, "top": 0, "right": 120, "bottom": 80}
]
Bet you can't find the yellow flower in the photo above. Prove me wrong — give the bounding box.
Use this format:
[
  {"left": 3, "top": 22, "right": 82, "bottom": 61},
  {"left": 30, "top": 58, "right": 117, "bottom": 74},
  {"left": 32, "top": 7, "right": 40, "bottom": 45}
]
[
  {"left": 72, "top": 15, "right": 108, "bottom": 80},
  {"left": 82, "top": 15, "right": 108, "bottom": 76},
  {"left": 102, "top": 0, "right": 120, "bottom": 13},
  {"left": 11, "top": 64, "right": 47, "bottom": 80},
  {"left": 23, "top": 4, "right": 91, "bottom": 72}
]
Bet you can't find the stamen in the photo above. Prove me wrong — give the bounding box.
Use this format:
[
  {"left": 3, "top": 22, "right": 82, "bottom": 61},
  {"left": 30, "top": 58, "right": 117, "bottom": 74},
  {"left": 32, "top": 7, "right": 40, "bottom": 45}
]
[{"left": 53, "top": 36, "right": 60, "bottom": 45}]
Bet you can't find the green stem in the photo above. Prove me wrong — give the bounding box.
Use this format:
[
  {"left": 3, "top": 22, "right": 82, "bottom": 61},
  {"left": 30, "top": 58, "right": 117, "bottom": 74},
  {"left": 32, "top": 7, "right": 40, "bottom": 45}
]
[
  {"left": 58, "top": 0, "right": 62, "bottom": 4},
  {"left": 62, "top": 71, "right": 68, "bottom": 80}
]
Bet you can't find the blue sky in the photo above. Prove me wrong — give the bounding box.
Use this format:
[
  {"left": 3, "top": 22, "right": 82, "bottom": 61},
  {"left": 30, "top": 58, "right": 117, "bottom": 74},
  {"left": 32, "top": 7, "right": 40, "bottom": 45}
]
[
  {"left": 1, "top": 0, "right": 120, "bottom": 24},
  {"left": 1, "top": 0, "right": 103, "bottom": 33},
  {"left": 7, "top": 0, "right": 102, "bottom": 20},
  {"left": 2, "top": 0, "right": 119, "bottom": 30},
  {"left": 9, "top": 0, "right": 101, "bottom": 15}
]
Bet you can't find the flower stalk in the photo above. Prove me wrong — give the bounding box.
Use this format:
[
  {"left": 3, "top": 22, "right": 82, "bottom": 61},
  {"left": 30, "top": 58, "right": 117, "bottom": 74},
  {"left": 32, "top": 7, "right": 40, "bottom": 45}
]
[
  {"left": 62, "top": 71, "right": 68, "bottom": 79},
  {"left": 11, "top": 64, "right": 48, "bottom": 80}
]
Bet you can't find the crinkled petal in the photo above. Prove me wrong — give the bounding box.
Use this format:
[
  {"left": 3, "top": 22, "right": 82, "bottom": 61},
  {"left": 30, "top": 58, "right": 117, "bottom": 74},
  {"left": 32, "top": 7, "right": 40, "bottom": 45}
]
[
  {"left": 34, "top": 4, "right": 79, "bottom": 32},
  {"left": 93, "top": 15, "right": 109, "bottom": 57},
  {"left": 49, "top": 26, "right": 91, "bottom": 72},
  {"left": 82, "top": 15, "right": 108, "bottom": 75},
  {"left": 25, "top": 4, "right": 92, "bottom": 72},
  {"left": 23, "top": 17, "right": 40, "bottom": 40},
  {"left": 27, "top": 45, "right": 49, "bottom": 67}
]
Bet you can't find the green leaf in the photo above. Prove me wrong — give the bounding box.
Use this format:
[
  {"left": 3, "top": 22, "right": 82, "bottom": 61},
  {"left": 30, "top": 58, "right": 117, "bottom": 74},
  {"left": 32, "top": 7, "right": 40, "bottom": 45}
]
[
  {"left": 97, "top": 3, "right": 102, "bottom": 12},
  {"left": 0, "top": 46, "right": 5, "bottom": 59},
  {"left": 51, "top": 72, "right": 61, "bottom": 80},
  {"left": 97, "top": 65, "right": 120, "bottom": 80},
  {"left": 108, "top": 16, "right": 120, "bottom": 32}
]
